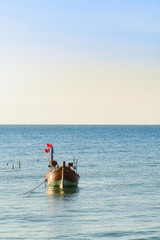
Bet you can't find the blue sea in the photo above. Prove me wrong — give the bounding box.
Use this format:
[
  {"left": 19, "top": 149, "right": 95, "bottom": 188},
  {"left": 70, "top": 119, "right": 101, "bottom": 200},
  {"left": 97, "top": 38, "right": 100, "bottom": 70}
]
[{"left": 0, "top": 125, "right": 160, "bottom": 239}]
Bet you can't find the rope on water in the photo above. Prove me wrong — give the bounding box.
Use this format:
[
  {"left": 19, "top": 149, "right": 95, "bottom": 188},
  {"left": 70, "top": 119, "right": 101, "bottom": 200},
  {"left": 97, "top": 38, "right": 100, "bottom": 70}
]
[
  {"left": 17, "top": 180, "right": 46, "bottom": 195},
  {"left": 17, "top": 170, "right": 54, "bottom": 196}
]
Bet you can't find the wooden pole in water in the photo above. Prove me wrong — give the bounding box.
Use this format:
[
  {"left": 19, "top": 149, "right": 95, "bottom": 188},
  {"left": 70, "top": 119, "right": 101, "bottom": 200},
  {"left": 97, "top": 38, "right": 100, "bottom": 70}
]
[
  {"left": 19, "top": 161, "right": 20, "bottom": 168},
  {"left": 62, "top": 161, "right": 65, "bottom": 188}
]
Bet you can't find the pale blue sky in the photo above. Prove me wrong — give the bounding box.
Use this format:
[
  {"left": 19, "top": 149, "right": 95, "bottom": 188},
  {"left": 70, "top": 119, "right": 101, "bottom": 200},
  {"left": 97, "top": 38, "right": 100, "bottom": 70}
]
[{"left": 0, "top": 0, "right": 160, "bottom": 124}]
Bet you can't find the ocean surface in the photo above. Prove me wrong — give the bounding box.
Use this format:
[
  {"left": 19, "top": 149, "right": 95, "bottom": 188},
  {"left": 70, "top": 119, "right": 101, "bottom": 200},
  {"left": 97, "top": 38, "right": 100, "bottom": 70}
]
[{"left": 0, "top": 125, "right": 160, "bottom": 240}]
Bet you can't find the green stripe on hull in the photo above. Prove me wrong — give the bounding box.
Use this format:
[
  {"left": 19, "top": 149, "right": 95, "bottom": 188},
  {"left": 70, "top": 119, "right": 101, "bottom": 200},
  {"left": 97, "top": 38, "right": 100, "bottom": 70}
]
[{"left": 48, "top": 179, "right": 78, "bottom": 188}]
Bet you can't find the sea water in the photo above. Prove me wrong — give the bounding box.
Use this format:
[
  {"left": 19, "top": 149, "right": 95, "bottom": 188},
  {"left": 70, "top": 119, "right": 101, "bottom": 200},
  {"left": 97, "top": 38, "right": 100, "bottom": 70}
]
[{"left": 0, "top": 125, "right": 160, "bottom": 239}]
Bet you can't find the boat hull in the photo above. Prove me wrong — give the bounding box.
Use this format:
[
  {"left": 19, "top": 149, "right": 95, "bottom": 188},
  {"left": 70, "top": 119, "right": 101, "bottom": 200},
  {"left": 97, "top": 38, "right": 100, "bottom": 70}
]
[
  {"left": 48, "top": 179, "right": 78, "bottom": 187},
  {"left": 46, "top": 166, "right": 80, "bottom": 188}
]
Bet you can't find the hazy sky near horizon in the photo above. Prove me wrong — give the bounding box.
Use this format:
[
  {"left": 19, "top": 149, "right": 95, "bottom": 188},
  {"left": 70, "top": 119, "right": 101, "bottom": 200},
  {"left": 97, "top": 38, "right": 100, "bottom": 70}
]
[{"left": 0, "top": 0, "right": 160, "bottom": 124}]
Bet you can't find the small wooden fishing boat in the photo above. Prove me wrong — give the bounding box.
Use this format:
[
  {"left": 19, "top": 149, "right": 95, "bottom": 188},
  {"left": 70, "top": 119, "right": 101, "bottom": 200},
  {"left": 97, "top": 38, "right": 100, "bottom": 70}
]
[
  {"left": 44, "top": 144, "right": 80, "bottom": 188},
  {"left": 45, "top": 161, "right": 80, "bottom": 188}
]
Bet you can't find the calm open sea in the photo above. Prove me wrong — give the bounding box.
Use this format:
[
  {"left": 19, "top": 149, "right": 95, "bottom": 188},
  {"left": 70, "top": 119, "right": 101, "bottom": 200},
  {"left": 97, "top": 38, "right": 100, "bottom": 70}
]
[{"left": 0, "top": 125, "right": 160, "bottom": 239}]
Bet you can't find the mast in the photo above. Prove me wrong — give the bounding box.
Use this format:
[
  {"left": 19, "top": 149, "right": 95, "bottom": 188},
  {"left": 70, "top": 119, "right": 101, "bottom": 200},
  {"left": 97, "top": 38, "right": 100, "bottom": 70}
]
[{"left": 51, "top": 146, "right": 54, "bottom": 161}]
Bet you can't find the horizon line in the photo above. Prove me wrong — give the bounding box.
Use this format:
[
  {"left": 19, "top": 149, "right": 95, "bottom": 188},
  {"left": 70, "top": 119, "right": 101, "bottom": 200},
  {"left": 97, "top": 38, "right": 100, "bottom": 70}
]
[{"left": 0, "top": 123, "right": 160, "bottom": 126}]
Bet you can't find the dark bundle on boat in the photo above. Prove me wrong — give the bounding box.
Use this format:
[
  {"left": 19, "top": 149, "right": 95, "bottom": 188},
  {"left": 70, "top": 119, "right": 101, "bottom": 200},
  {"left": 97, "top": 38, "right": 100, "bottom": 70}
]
[
  {"left": 68, "top": 162, "right": 73, "bottom": 167},
  {"left": 48, "top": 160, "right": 58, "bottom": 169}
]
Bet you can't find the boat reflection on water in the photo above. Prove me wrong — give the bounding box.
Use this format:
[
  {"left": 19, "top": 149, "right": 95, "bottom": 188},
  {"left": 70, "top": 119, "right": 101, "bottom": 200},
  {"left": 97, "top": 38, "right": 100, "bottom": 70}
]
[{"left": 46, "top": 186, "right": 79, "bottom": 198}]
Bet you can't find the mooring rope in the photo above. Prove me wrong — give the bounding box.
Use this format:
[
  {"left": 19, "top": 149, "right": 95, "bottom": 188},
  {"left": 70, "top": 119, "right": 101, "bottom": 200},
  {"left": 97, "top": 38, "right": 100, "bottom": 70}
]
[
  {"left": 17, "top": 180, "right": 46, "bottom": 195},
  {"left": 17, "top": 170, "right": 54, "bottom": 196}
]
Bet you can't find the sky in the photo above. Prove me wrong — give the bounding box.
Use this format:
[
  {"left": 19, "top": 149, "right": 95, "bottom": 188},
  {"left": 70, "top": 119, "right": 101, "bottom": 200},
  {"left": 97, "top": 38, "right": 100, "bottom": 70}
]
[{"left": 0, "top": 0, "right": 160, "bottom": 124}]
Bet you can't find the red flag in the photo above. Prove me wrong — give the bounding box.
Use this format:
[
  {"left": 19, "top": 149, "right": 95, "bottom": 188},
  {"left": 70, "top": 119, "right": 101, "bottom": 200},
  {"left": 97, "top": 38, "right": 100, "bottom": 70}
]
[
  {"left": 44, "top": 148, "right": 50, "bottom": 153},
  {"left": 47, "top": 143, "right": 52, "bottom": 148}
]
